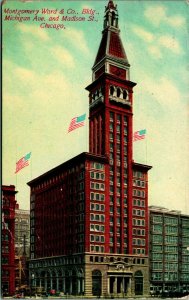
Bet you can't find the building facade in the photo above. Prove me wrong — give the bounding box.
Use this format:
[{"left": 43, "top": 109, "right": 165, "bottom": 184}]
[
  {"left": 28, "top": 1, "right": 152, "bottom": 297},
  {"left": 2, "top": 185, "right": 17, "bottom": 296},
  {"left": 15, "top": 206, "right": 30, "bottom": 290},
  {"left": 149, "top": 206, "right": 189, "bottom": 296}
]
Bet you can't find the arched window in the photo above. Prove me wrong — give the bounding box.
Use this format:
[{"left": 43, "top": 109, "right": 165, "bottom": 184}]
[
  {"left": 117, "top": 88, "right": 121, "bottom": 98},
  {"left": 51, "top": 271, "right": 56, "bottom": 290},
  {"left": 110, "top": 86, "right": 115, "bottom": 96},
  {"left": 134, "top": 270, "right": 143, "bottom": 295},
  {"left": 92, "top": 270, "right": 102, "bottom": 296},
  {"left": 72, "top": 269, "right": 77, "bottom": 295},
  {"left": 65, "top": 270, "right": 70, "bottom": 294},
  {"left": 123, "top": 90, "right": 127, "bottom": 100}
]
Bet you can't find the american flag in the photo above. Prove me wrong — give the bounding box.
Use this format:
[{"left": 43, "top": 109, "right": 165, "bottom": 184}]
[
  {"left": 15, "top": 152, "right": 31, "bottom": 173},
  {"left": 133, "top": 129, "right": 146, "bottom": 142},
  {"left": 68, "top": 113, "right": 86, "bottom": 133}
]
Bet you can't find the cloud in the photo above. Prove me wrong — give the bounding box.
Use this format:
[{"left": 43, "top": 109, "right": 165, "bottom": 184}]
[
  {"left": 53, "top": 45, "right": 75, "bottom": 68},
  {"left": 141, "top": 75, "right": 181, "bottom": 108},
  {"left": 14, "top": 66, "right": 36, "bottom": 82},
  {"left": 144, "top": 5, "right": 186, "bottom": 28},
  {"left": 64, "top": 28, "right": 90, "bottom": 55},
  {"left": 131, "top": 25, "right": 182, "bottom": 57},
  {"left": 148, "top": 45, "right": 162, "bottom": 59},
  {"left": 131, "top": 25, "right": 154, "bottom": 42},
  {"left": 144, "top": 5, "right": 167, "bottom": 26},
  {"left": 18, "top": 23, "right": 50, "bottom": 41},
  {"left": 168, "top": 15, "right": 186, "bottom": 27},
  {"left": 158, "top": 35, "right": 182, "bottom": 54}
]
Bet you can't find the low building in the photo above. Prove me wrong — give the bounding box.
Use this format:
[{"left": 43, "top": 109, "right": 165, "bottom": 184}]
[
  {"left": 149, "top": 206, "right": 189, "bottom": 296},
  {"left": 15, "top": 205, "right": 30, "bottom": 290},
  {"left": 2, "top": 185, "right": 17, "bottom": 296}
]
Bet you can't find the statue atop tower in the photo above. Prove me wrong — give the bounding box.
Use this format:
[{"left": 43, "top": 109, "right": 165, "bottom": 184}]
[{"left": 104, "top": 0, "right": 119, "bottom": 29}]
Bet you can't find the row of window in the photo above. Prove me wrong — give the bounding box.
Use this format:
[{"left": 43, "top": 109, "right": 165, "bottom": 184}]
[
  {"left": 110, "top": 206, "right": 127, "bottom": 215},
  {"left": 109, "top": 134, "right": 128, "bottom": 144},
  {"left": 133, "top": 219, "right": 146, "bottom": 226},
  {"left": 110, "top": 112, "right": 128, "bottom": 124},
  {"left": 90, "top": 214, "right": 105, "bottom": 222},
  {"left": 109, "top": 142, "right": 127, "bottom": 152},
  {"left": 90, "top": 224, "right": 105, "bottom": 232},
  {"left": 90, "top": 234, "right": 105, "bottom": 243},
  {"left": 133, "top": 228, "right": 145, "bottom": 236},
  {"left": 133, "top": 238, "right": 146, "bottom": 246},
  {"left": 90, "top": 203, "right": 104, "bottom": 212},
  {"left": 109, "top": 153, "right": 127, "bottom": 161},
  {"left": 152, "top": 234, "right": 179, "bottom": 244},
  {"left": 90, "top": 182, "right": 105, "bottom": 191},
  {"left": 152, "top": 215, "right": 179, "bottom": 226},
  {"left": 90, "top": 245, "right": 104, "bottom": 253},
  {"left": 133, "top": 199, "right": 145, "bottom": 207},
  {"left": 110, "top": 216, "right": 127, "bottom": 224},
  {"left": 133, "top": 189, "right": 145, "bottom": 198},
  {"left": 2, "top": 234, "right": 9, "bottom": 241},
  {"left": 133, "top": 171, "right": 144, "bottom": 179},
  {"left": 109, "top": 237, "right": 127, "bottom": 244},
  {"left": 110, "top": 196, "right": 127, "bottom": 205},
  {"left": 110, "top": 186, "right": 127, "bottom": 195},
  {"left": 109, "top": 125, "right": 128, "bottom": 136},
  {"left": 133, "top": 180, "right": 145, "bottom": 188},
  {"left": 133, "top": 209, "right": 145, "bottom": 217},
  {"left": 2, "top": 245, "right": 9, "bottom": 253},
  {"left": 90, "top": 162, "right": 104, "bottom": 170},
  {"left": 110, "top": 165, "right": 127, "bottom": 174},
  {"left": 109, "top": 85, "right": 128, "bottom": 100},
  {"left": 90, "top": 172, "right": 105, "bottom": 181},
  {"left": 90, "top": 192, "right": 105, "bottom": 201},
  {"left": 153, "top": 224, "right": 180, "bottom": 234},
  {"left": 133, "top": 248, "right": 146, "bottom": 255},
  {"left": 2, "top": 257, "right": 9, "bottom": 264},
  {"left": 91, "top": 87, "right": 103, "bottom": 101},
  {"left": 110, "top": 227, "right": 127, "bottom": 234}
]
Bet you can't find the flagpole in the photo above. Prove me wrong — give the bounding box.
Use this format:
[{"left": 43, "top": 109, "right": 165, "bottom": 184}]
[
  {"left": 30, "top": 153, "right": 33, "bottom": 180},
  {"left": 86, "top": 115, "right": 88, "bottom": 152},
  {"left": 145, "top": 136, "right": 148, "bottom": 164},
  {"left": 15, "top": 140, "right": 18, "bottom": 191}
]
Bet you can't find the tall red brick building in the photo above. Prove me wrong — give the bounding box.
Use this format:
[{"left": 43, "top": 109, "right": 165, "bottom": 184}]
[
  {"left": 28, "top": 1, "right": 152, "bottom": 297},
  {"left": 2, "top": 185, "right": 17, "bottom": 296}
]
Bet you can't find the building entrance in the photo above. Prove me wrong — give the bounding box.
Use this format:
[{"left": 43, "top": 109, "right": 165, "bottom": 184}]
[{"left": 109, "top": 275, "right": 131, "bottom": 295}]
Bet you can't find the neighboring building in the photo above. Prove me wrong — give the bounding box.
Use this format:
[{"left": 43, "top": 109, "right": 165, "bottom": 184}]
[
  {"left": 149, "top": 206, "right": 189, "bottom": 296},
  {"left": 2, "top": 185, "right": 17, "bottom": 296},
  {"left": 28, "top": 1, "right": 152, "bottom": 297},
  {"left": 15, "top": 205, "right": 30, "bottom": 290}
]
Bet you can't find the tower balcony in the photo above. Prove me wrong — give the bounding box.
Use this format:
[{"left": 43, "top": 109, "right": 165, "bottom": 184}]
[
  {"left": 90, "top": 96, "right": 104, "bottom": 109},
  {"left": 109, "top": 96, "right": 131, "bottom": 107}
]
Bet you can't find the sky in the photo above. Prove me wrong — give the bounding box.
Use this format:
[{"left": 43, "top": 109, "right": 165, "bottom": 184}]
[{"left": 2, "top": 0, "right": 189, "bottom": 214}]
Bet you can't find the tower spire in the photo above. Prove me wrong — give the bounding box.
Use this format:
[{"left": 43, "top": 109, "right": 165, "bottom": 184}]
[
  {"left": 92, "top": 0, "right": 130, "bottom": 82},
  {"left": 104, "top": 0, "right": 119, "bottom": 29}
]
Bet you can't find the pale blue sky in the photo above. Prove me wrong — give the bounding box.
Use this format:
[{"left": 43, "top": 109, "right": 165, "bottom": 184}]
[{"left": 2, "top": 1, "right": 189, "bottom": 213}]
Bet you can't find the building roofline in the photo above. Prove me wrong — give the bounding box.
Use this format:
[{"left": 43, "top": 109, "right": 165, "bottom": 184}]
[
  {"left": 86, "top": 72, "right": 136, "bottom": 91},
  {"left": 132, "top": 161, "right": 152, "bottom": 171},
  {"left": 2, "top": 185, "right": 18, "bottom": 194},
  {"left": 27, "top": 152, "right": 108, "bottom": 186},
  {"left": 149, "top": 205, "right": 182, "bottom": 215}
]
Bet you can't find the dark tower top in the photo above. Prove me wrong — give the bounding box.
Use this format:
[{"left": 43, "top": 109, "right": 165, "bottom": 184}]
[{"left": 93, "top": 0, "right": 130, "bottom": 82}]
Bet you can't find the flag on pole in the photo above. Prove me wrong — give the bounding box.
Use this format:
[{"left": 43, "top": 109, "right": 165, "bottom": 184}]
[
  {"left": 133, "top": 129, "right": 146, "bottom": 142},
  {"left": 15, "top": 152, "right": 31, "bottom": 174},
  {"left": 68, "top": 113, "right": 86, "bottom": 133}
]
